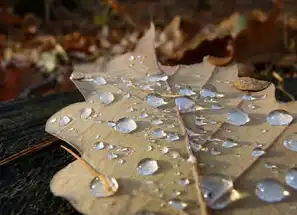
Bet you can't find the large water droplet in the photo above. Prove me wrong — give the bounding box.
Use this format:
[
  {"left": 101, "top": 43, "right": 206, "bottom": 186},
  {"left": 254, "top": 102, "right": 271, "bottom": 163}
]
[
  {"left": 153, "top": 128, "right": 167, "bottom": 138},
  {"left": 60, "top": 116, "right": 72, "bottom": 126},
  {"left": 285, "top": 168, "right": 297, "bottom": 190},
  {"left": 147, "top": 73, "right": 168, "bottom": 82},
  {"left": 267, "top": 110, "right": 293, "bottom": 126},
  {"left": 166, "top": 133, "right": 180, "bottom": 142},
  {"left": 94, "top": 77, "right": 107, "bottom": 86},
  {"left": 168, "top": 200, "right": 188, "bottom": 210},
  {"left": 145, "top": 94, "right": 167, "bottom": 108},
  {"left": 114, "top": 117, "right": 137, "bottom": 133},
  {"left": 99, "top": 92, "right": 115, "bottom": 105},
  {"left": 137, "top": 158, "right": 159, "bottom": 176},
  {"left": 201, "top": 174, "right": 233, "bottom": 206},
  {"left": 175, "top": 97, "right": 195, "bottom": 113},
  {"left": 178, "top": 88, "right": 196, "bottom": 96},
  {"left": 90, "top": 176, "right": 119, "bottom": 198},
  {"left": 80, "top": 108, "right": 94, "bottom": 119},
  {"left": 283, "top": 133, "right": 297, "bottom": 152},
  {"left": 255, "top": 179, "right": 289, "bottom": 202},
  {"left": 222, "top": 140, "right": 238, "bottom": 148},
  {"left": 227, "top": 108, "right": 250, "bottom": 126}
]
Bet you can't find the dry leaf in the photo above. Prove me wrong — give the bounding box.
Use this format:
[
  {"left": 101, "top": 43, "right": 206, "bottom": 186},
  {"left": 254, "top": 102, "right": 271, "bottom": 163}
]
[{"left": 46, "top": 23, "right": 297, "bottom": 215}]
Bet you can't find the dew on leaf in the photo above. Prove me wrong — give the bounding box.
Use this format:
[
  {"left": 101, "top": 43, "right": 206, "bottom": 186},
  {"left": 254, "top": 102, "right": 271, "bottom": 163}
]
[
  {"left": 49, "top": 117, "right": 57, "bottom": 123},
  {"left": 210, "top": 148, "right": 222, "bottom": 156},
  {"left": 266, "top": 110, "right": 293, "bottom": 126},
  {"left": 137, "top": 158, "right": 159, "bottom": 176},
  {"left": 140, "top": 85, "right": 154, "bottom": 91},
  {"left": 180, "top": 178, "right": 190, "bottom": 185},
  {"left": 252, "top": 147, "right": 265, "bottom": 157},
  {"left": 153, "top": 128, "right": 167, "bottom": 138},
  {"left": 145, "top": 94, "right": 167, "bottom": 108},
  {"left": 285, "top": 168, "right": 297, "bottom": 190},
  {"left": 175, "top": 97, "right": 195, "bottom": 112},
  {"left": 151, "top": 119, "right": 164, "bottom": 125},
  {"left": 80, "top": 108, "right": 94, "bottom": 119},
  {"left": 242, "top": 94, "right": 257, "bottom": 101},
  {"left": 146, "top": 145, "right": 153, "bottom": 151},
  {"left": 99, "top": 92, "right": 115, "bottom": 105},
  {"left": 200, "top": 84, "right": 224, "bottom": 98},
  {"left": 161, "top": 146, "right": 169, "bottom": 154},
  {"left": 146, "top": 73, "right": 168, "bottom": 82},
  {"left": 93, "top": 77, "right": 107, "bottom": 86},
  {"left": 212, "top": 103, "right": 223, "bottom": 110},
  {"left": 90, "top": 176, "right": 119, "bottom": 198},
  {"left": 209, "top": 189, "right": 242, "bottom": 210},
  {"left": 107, "top": 144, "right": 115, "bottom": 150},
  {"left": 283, "top": 133, "right": 297, "bottom": 152},
  {"left": 178, "top": 88, "right": 196, "bottom": 96},
  {"left": 114, "top": 117, "right": 137, "bottom": 133},
  {"left": 226, "top": 108, "right": 250, "bottom": 126},
  {"left": 108, "top": 153, "right": 119, "bottom": 159},
  {"left": 168, "top": 200, "right": 188, "bottom": 210},
  {"left": 140, "top": 112, "right": 149, "bottom": 119},
  {"left": 255, "top": 179, "right": 289, "bottom": 202},
  {"left": 60, "top": 116, "right": 72, "bottom": 126},
  {"left": 166, "top": 133, "right": 180, "bottom": 142},
  {"left": 222, "top": 140, "right": 238, "bottom": 148},
  {"left": 95, "top": 142, "right": 105, "bottom": 150}
]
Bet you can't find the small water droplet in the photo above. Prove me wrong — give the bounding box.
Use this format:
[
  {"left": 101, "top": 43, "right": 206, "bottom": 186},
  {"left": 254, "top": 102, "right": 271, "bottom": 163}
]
[
  {"left": 252, "top": 147, "right": 265, "bottom": 157},
  {"left": 140, "top": 85, "right": 154, "bottom": 91},
  {"left": 96, "top": 142, "right": 105, "bottom": 150},
  {"left": 127, "top": 107, "right": 136, "bottom": 112},
  {"left": 175, "top": 97, "right": 195, "bottom": 113},
  {"left": 117, "top": 159, "right": 125, "bottom": 165},
  {"left": 180, "top": 178, "right": 190, "bottom": 185},
  {"left": 145, "top": 94, "right": 167, "bottom": 108},
  {"left": 129, "top": 55, "right": 135, "bottom": 61},
  {"left": 151, "top": 119, "right": 164, "bottom": 125},
  {"left": 267, "top": 110, "right": 293, "bottom": 126},
  {"left": 200, "top": 84, "right": 218, "bottom": 98},
  {"left": 242, "top": 94, "right": 256, "bottom": 101},
  {"left": 108, "top": 153, "right": 119, "bottom": 159},
  {"left": 123, "top": 93, "right": 131, "bottom": 99},
  {"left": 153, "top": 128, "right": 167, "bottom": 138},
  {"left": 140, "top": 112, "right": 149, "bottom": 119},
  {"left": 49, "top": 118, "right": 57, "bottom": 123},
  {"left": 107, "top": 145, "right": 115, "bottom": 150},
  {"left": 147, "top": 73, "right": 168, "bottom": 82},
  {"left": 99, "top": 92, "right": 115, "bottom": 105},
  {"left": 222, "top": 140, "right": 238, "bottom": 148},
  {"left": 60, "top": 116, "right": 72, "bottom": 126},
  {"left": 137, "top": 158, "right": 159, "bottom": 176},
  {"left": 284, "top": 133, "right": 297, "bottom": 152},
  {"left": 285, "top": 168, "right": 297, "bottom": 190},
  {"left": 248, "top": 103, "right": 257, "bottom": 110},
  {"left": 161, "top": 146, "right": 169, "bottom": 154},
  {"left": 261, "top": 129, "right": 268, "bottom": 133},
  {"left": 146, "top": 145, "right": 153, "bottom": 151},
  {"left": 169, "top": 151, "right": 180, "bottom": 158},
  {"left": 80, "top": 108, "right": 94, "bottom": 119},
  {"left": 94, "top": 77, "right": 107, "bottom": 86},
  {"left": 168, "top": 200, "right": 188, "bottom": 210},
  {"left": 255, "top": 179, "right": 289, "bottom": 202},
  {"left": 114, "top": 117, "right": 137, "bottom": 133},
  {"left": 178, "top": 88, "right": 196, "bottom": 96},
  {"left": 90, "top": 176, "right": 119, "bottom": 198},
  {"left": 227, "top": 108, "right": 250, "bottom": 126},
  {"left": 212, "top": 103, "right": 223, "bottom": 110},
  {"left": 167, "top": 133, "right": 180, "bottom": 142},
  {"left": 210, "top": 148, "right": 222, "bottom": 156}
]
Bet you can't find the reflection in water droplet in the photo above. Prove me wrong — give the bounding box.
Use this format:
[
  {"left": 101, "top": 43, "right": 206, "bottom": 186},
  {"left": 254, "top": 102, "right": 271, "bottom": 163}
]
[
  {"left": 255, "top": 179, "right": 289, "bottom": 202},
  {"left": 96, "top": 142, "right": 105, "bottom": 150},
  {"left": 145, "top": 94, "right": 167, "bottom": 108},
  {"left": 94, "top": 77, "right": 107, "bottom": 86},
  {"left": 151, "top": 119, "right": 164, "bottom": 125},
  {"left": 283, "top": 133, "right": 297, "bottom": 152},
  {"left": 80, "top": 108, "right": 93, "bottom": 119},
  {"left": 178, "top": 88, "right": 196, "bottom": 96},
  {"left": 285, "top": 168, "right": 297, "bottom": 190},
  {"left": 175, "top": 97, "right": 195, "bottom": 113},
  {"left": 114, "top": 117, "right": 137, "bottom": 133},
  {"left": 147, "top": 73, "right": 168, "bottom": 82},
  {"left": 60, "top": 116, "right": 72, "bottom": 126},
  {"left": 222, "top": 140, "right": 238, "bottom": 148},
  {"left": 201, "top": 174, "right": 233, "bottom": 206},
  {"left": 90, "top": 176, "right": 118, "bottom": 198},
  {"left": 137, "top": 158, "right": 159, "bottom": 176},
  {"left": 267, "top": 110, "right": 293, "bottom": 126},
  {"left": 167, "top": 133, "right": 180, "bottom": 142},
  {"left": 227, "top": 108, "right": 250, "bottom": 126},
  {"left": 153, "top": 128, "right": 167, "bottom": 138},
  {"left": 252, "top": 147, "right": 265, "bottom": 157},
  {"left": 168, "top": 200, "right": 188, "bottom": 210},
  {"left": 99, "top": 92, "right": 115, "bottom": 105}
]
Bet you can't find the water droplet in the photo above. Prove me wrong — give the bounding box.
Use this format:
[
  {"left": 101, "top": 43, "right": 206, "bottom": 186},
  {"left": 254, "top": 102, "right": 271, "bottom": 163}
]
[
  {"left": 140, "top": 112, "right": 149, "bottom": 119},
  {"left": 169, "top": 151, "right": 179, "bottom": 158},
  {"left": 60, "top": 116, "right": 72, "bottom": 126},
  {"left": 96, "top": 142, "right": 105, "bottom": 150},
  {"left": 161, "top": 146, "right": 169, "bottom": 154},
  {"left": 114, "top": 117, "right": 137, "bottom": 133},
  {"left": 90, "top": 176, "right": 119, "bottom": 198},
  {"left": 108, "top": 153, "right": 119, "bottom": 159},
  {"left": 117, "top": 159, "right": 125, "bottom": 165},
  {"left": 212, "top": 103, "right": 223, "bottom": 110},
  {"left": 242, "top": 94, "right": 257, "bottom": 101},
  {"left": 151, "top": 119, "right": 164, "bottom": 125},
  {"left": 285, "top": 168, "right": 297, "bottom": 190},
  {"left": 284, "top": 133, "right": 297, "bottom": 152},
  {"left": 123, "top": 93, "right": 131, "bottom": 99},
  {"left": 127, "top": 107, "right": 136, "bottom": 112},
  {"left": 201, "top": 174, "right": 233, "bottom": 206},
  {"left": 209, "top": 189, "right": 242, "bottom": 210},
  {"left": 137, "top": 158, "right": 159, "bottom": 176},
  {"left": 94, "top": 77, "right": 107, "bottom": 86},
  {"left": 175, "top": 97, "right": 195, "bottom": 113},
  {"left": 80, "top": 108, "right": 93, "bottom": 119},
  {"left": 252, "top": 147, "right": 265, "bottom": 157},
  {"left": 178, "top": 88, "right": 196, "bottom": 96},
  {"left": 180, "top": 178, "right": 190, "bottom": 185},
  {"left": 248, "top": 104, "right": 257, "bottom": 110},
  {"left": 168, "top": 200, "right": 188, "bottom": 210},
  {"left": 227, "top": 108, "right": 250, "bottom": 126},
  {"left": 107, "top": 144, "right": 115, "bottom": 150},
  {"left": 210, "top": 148, "right": 222, "bottom": 156},
  {"left": 145, "top": 94, "right": 167, "bottom": 108},
  {"left": 166, "top": 133, "right": 180, "bottom": 142},
  {"left": 49, "top": 118, "right": 57, "bottom": 123},
  {"left": 140, "top": 85, "right": 154, "bottom": 91},
  {"left": 146, "top": 145, "right": 153, "bottom": 151},
  {"left": 200, "top": 84, "right": 218, "bottom": 98},
  {"left": 222, "top": 140, "right": 238, "bottom": 148},
  {"left": 255, "top": 179, "right": 289, "bottom": 202},
  {"left": 153, "top": 128, "right": 167, "bottom": 138},
  {"left": 147, "top": 73, "right": 168, "bottom": 82},
  {"left": 261, "top": 129, "right": 268, "bottom": 133},
  {"left": 99, "top": 92, "right": 115, "bottom": 105},
  {"left": 267, "top": 110, "right": 293, "bottom": 126}
]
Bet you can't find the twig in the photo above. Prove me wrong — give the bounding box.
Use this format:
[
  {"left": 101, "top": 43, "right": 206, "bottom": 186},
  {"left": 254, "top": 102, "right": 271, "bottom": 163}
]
[{"left": 0, "top": 137, "right": 59, "bottom": 166}]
